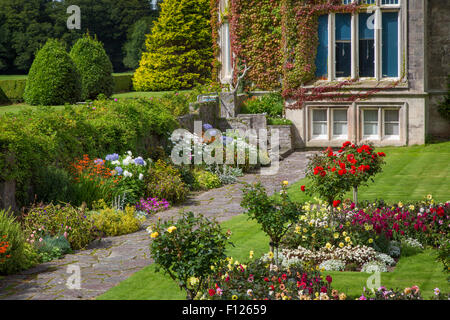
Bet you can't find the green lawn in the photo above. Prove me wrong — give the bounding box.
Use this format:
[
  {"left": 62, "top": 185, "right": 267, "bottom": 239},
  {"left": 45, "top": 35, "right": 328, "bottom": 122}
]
[
  {"left": 287, "top": 142, "right": 450, "bottom": 203},
  {"left": 0, "top": 75, "right": 28, "bottom": 80}
]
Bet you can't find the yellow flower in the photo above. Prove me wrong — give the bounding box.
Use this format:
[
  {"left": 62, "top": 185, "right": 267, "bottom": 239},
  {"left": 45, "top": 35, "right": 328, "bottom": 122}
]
[
  {"left": 150, "top": 232, "right": 159, "bottom": 239},
  {"left": 345, "top": 236, "right": 351, "bottom": 243},
  {"left": 282, "top": 180, "right": 289, "bottom": 186},
  {"left": 302, "top": 235, "right": 307, "bottom": 240},
  {"left": 303, "top": 228, "right": 308, "bottom": 233},
  {"left": 409, "top": 205, "right": 415, "bottom": 211},
  {"left": 339, "top": 293, "right": 347, "bottom": 300},
  {"left": 398, "top": 201, "right": 403, "bottom": 208},
  {"left": 210, "top": 265, "right": 215, "bottom": 271},
  {"left": 312, "top": 233, "right": 316, "bottom": 238},
  {"left": 427, "top": 194, "right": 433, "bottom": 200},
  {"left": 188, "top": 277, "right": 199, "bottom": 286},
  {"left": 339, "top": 242, "right": 344, "bottom": 248},
  {"left": 333, "top": 233, "right": 339, "bottom": 239},
  {"left": 295, "top": 226, "right": 301, "bottom": 234},
  {"left": 167, "top": 226, "right": 177, "bottom": 233},
  {"left": 232, "top": 295, "right": 238, "bottom": 300},
  {"left": 268, "top": 251, "right": 274, "bottom": 260},
  {"left": 342, "top": 231, "right": 347, "bottom": 237},
  {"left": 249, "top": 251, "right": 254, "bottom": 259},
  {"left": 368, "top": 238, "right": 374, "bottom": 244}
]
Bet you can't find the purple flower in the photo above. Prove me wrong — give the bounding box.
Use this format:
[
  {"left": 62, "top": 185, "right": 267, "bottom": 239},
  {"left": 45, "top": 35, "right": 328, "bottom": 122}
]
[
  {"left": 203, "top": 123, "right": 213, "bottom": 130},
  {"left": 115, "top": 166, "right": 123, "bottom": 176},
  {"left": 106, "top": 153, "right": 119, "bottom": 161},
  {"left": 134, "top": 157, "right": 145, "bottom": 166}
]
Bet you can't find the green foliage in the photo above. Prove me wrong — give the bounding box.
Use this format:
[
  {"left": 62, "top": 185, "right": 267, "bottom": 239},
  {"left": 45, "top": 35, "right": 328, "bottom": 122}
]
[
  {"left": 149, "top": 211, "right": 231, "bottom": 299},
  {"left": 0, "top": 79, "right": 27, "bottom": 102},
  {"left": 437, "top": 76, "right": 450, "bottom": 122},
  {"left": 34, "top": 165, "right": 74, "bottom": 204},
  {"left": 0, "top": 98, "right": 178, "bottom": 208},
  {"left": 113, "top": 74, "right": 133, "bottom": 93},
  {"left": 123, "top": 17, "right": 154, "bottom": 70},
  {"left": 89, "top": 204, "right": 145, "bottom": 237},
  {"left": 0, "top": 87, "right": 9, "bottom": 105},
  {"left": 191, "top": 168, "right": 222, "bottom": 191},
  {"left": 241, "top": 182, "right": 302, "bottom": 261},
  {"left": 146, "top": 160, "right": 189, "bottom": 204},
  {"left": 24, "top": 39, "right": 81, "bottom": 106},
  {"left": 35, "top": 235, "right": 72, "bottom": 263},
  {"left": 70, "top": 34, "right": 114, "bottom": 100},
  {"left": 0, "top": 210, "right": 35, "bottom": 275},
  {"left": 22, "top": 204, "right": 99, "bottom": 250},
  {"left": 241, "top": 92, "right": 284, "bottom": 118},
  {"left": 133, "top": 0, "right": 213, "bottom": 91},
  {"left": 436, "top": 240, "right": 450, "bottom": 273},
  {"left": 156, "top": 92, "right": 191, "bottom": 117}
]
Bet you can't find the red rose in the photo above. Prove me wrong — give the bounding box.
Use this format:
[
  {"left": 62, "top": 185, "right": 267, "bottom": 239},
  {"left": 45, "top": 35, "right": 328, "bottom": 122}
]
[
  {"left": 333, "top": 200, "right": 341, "bottom": 207},
  {"left": 301, "top": 185, "right": 306, "bottom": 192},
  {"left": 320, "top": 171, "right": 326, "bottom": 177},
  {"left": 326, "top": 275, "right": 332, "bottom": 284},
  {"left": 208, "top": 289, "right": 216, "bottom": 296}
]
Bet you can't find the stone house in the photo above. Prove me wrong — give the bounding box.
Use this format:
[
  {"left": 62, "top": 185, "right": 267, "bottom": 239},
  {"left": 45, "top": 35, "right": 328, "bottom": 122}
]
[{"left": 214, "top": 0, "right": 450, "bottom": 147}]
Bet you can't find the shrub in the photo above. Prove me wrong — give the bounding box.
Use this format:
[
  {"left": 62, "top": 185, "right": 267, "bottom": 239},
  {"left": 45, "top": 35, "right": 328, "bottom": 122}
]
[
  {"left": 0, "top": 79, "right": 27, "bottom": 102},
  {"left": 241, "top": 92, "right": 284, "bottom": 117},
  {"left": 361, "top": 260, "right": 388, "bottom": 273},
  {"left": 0, "top": 210, "right": 34, "bottom": 275},
  {"left": 34, "top": 235, "right": 72, "bottom": 263},
  {"left": 436, "top": 240, "right": 450, "bottom": 273},
  {"left": 113, "top": 74, "right": 133, "bottom": 93},
  {"left": 376, "top": 253, "right": 396, "bottom": 266},
  {"left": 133, "top": 0, "right": 213, "bottom": 91},
  {"left": 437, "top": 76, "right": 450, "bottom": 122},
  {"left": 23, "top": 204, "right": 99, "bottom": 250},
  {"left": 70, "top": 34, "right": 114, "bottom": 100},
  {"left": 24, "top": 39, "right": 81, "bottom": 106},
  {"left": 208, "top": 165, "right": 243, "bottom": 185},
  {"left": 241, "top": 182, "right": 302, "bottom": 262},
  {"left": 34, "top": 165, "right": 74, "bottom": 204},
  {"left": 146, "top": 160, "right": 188, "bottom": 204},
  {"left": 89, "top": 205, "right": 145, "bottom": 237},
  {"left": 319, "top": 259, "right": 346, "bottom": 271},
  {"left": 0, "top": 87, "right": 9, "bottom": 105},
  {"left": 149, "top": 212, "right": 231, "bottom": 300},
  {"left": 191, "top": 168, "right": 221, "bottom": 190},
  {"left": 157, "top": 92, "right": 191, "bottom": 117}
]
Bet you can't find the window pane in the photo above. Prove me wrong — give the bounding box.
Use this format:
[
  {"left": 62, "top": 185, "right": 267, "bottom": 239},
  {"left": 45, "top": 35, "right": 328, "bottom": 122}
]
[
  {"left": 364, "top": 110, "right": 378, "bottom": 122},
  {"left": 385, "top": 110, "right": 399, "bottom": 122},
  {"left": 382, "top": 0, "right": 399, "bottom": 4},
  {"left": 382, "top": 12, "right": 399, "bottom": 77},
  {"left": 334, "top": 109, "right": 347, "bottom": 121},
  {"left": 315, "top": 15, "right": 328, "bottom": 78},
  {"left": 313, "top": 123, "right": 327, "bottom": 136},
  {"left": 313, "top": 109, "right": 327, "bottom": 122},
  {"left": 364, "top": 123, "right": 378, "bottom": 136},
  {"left": 335, "top": 14, "right": 351, "bottom": 78},
  {"left": 336, "top": 14, "right": 351, "bottom": 40},
  {"left": 385, "top": 123, "right": 399, "bottom": 136},
  {"left": 334, "top": 122, "right": 348, "bottom": 136},
  {"left": 359, "top": 13, "right": 375, "bottom": 77}
]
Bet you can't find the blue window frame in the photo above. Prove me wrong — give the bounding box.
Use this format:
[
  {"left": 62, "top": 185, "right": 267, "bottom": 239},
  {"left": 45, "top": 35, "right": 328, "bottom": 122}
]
[
  {"left": 359, "top": 13, "right": 375, "bottom": 77},
  {"left": 382, "top": 0, "right": 399, "bottom": 5},
  {"left": 382, "top": 11, "right": 399, "bottom": 77},
  {"left": 315, "top": 15, "right": 328, "bottom": 79},
  {"left": 335, "top": 13, "right": 351, "bottom": 78}
]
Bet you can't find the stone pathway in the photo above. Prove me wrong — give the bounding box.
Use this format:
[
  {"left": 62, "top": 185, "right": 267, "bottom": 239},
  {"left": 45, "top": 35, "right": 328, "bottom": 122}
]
[{"left": 0, "top": 151, "right": 314, "bottom": 300}]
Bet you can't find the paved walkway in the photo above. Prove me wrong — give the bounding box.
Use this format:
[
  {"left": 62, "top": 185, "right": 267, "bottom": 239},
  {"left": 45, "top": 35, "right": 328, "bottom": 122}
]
[{"left": 0, "top": 151, "right": 313, "bottom": 300}]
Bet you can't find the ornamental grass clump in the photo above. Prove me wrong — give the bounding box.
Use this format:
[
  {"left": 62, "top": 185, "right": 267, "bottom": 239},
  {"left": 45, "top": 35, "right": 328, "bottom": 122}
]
[{"left": 148, "top": 212, "right": 231, "bottom": 300}]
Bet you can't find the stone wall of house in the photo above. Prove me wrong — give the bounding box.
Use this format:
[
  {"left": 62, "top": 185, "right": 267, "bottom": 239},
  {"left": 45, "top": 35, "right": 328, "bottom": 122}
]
[{"left": 408, "top": 0, "right": 427, "bottom": 93}]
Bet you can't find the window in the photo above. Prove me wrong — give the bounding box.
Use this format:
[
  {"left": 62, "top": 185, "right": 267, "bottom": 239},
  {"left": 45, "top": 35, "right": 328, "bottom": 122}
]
[
  {"left": 333, "top": 109, "right": 348, "bottom": 138},
  {"left": 359, "top": 12, "right": 375, "bottom": 77},
  {"left": 315, "top": 15, "right": 328, "bottom": 79},
  {"left": 335, "top": 13, "right": 352, "bottom": 78},
  {"left": 384, "top": 109, "right": 399, "bottom": 138},
  {"left": 312, "top": 109, "right": 328, "bottom": 139},
  {"left": 314, "top": 0, "right": 402, "bottom": 80},
  {"left": 363, "top": 109, "right": 379, "bottom": 138},
  {"left": 382, "top": 12, "right": 399, "bottom": 78}
]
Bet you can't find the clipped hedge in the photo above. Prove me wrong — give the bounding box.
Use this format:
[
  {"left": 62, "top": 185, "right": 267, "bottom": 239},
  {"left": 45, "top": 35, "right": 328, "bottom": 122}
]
[
  {"left": 0, "top": 79, "right": 27, "bottom": 103},
  {"left": 70, "top": 35, "right": 114, "bottom": 100},
  {"left": 0, "top": 74, "right": 133, "bottom": 103},
  {"left": 0, "top": 87, "right": 9, "bottom": 105},
  {"left": 24, "top": 39, "right": 81, "bottom": 106},
  {"left": 0, "top": 98, "right": 179, "bottom": 209}
]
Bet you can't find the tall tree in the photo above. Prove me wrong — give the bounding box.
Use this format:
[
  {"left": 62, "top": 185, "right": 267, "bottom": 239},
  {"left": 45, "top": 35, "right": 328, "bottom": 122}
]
[{"left": 133, "top": 0, "right": 213, "bottom": 91}]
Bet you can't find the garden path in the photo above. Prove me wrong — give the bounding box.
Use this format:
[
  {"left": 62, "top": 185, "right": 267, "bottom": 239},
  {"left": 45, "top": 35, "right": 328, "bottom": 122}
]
[{"left": 0, "top": 151, "right": 314, "bottom": 300}]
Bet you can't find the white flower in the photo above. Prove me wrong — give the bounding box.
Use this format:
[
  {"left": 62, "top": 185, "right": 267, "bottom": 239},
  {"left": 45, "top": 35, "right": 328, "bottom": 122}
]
[
  {"left": 123, "top": 156, "right": 133, "bottom": 166},
  {"left": 123, "top": 170, "right": 133, "bottom": 178},
  {"left": 127, "top": 151, "right": 132, "bottom": 156},
  {"left": 139, "top": 173, "right": 144, "bottom": 180},
  {"left": 146, "top": 226, "right": 153, "bottom": 234},
  {"left": 111, "top": 160, "right": 120, "bottom": 165}
]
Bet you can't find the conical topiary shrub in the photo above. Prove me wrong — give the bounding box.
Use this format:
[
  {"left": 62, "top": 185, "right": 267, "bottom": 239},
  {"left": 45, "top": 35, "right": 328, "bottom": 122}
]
[
  {"left": 70, "top": 34, "right": 114, "bottom": 101},
  {"left": 24, "top": 39, "right": 81, "bottom": 106},
  {"left": 133, "top": 0, "right": 213, "bottom": 91}
]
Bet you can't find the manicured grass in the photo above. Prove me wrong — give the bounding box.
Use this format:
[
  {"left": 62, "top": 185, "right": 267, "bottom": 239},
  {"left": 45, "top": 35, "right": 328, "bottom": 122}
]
[
  {"left": 328, "top": 250, "right": 449, "bottom": 300},
  {"left": 97, "top": 215, "right": 269, "bottom": 300},
  {"left": 0, "top": 104, "right": 67, "bottom": 115},
  {"left": 287, "top": 142, "right": 450, "bottom": 203},
  {"left": 0, "top": 75, "right": 27, "bottom": 80}
]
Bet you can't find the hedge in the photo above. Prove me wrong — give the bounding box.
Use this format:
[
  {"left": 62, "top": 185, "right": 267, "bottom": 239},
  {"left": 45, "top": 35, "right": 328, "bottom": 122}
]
[
  {"left": 0, "top": 98, "right": 179, "bottom": 209},
  {"left": 0, "top": 74, "right": 134, "bottom": 103},
  {"left": 0, "top": 79, "right": 27, "bottom": 102},
  {"left": 0, "top": 87, "right": 9, "bottom": 105}
]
